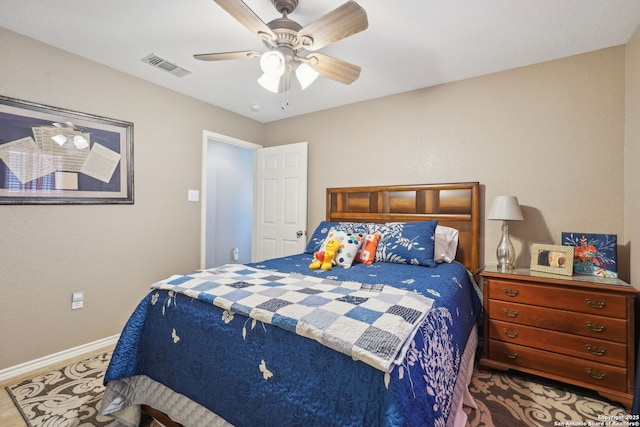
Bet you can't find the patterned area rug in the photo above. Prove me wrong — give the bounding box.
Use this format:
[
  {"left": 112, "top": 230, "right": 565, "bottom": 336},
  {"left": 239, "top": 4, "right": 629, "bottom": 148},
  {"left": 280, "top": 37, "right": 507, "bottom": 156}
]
[
  {"left": 6, "top": 352, "right": 114, "bottom": 427},
  {"left": 6, "top": 352, "right": 628, "bottom": 427},
  {"left": 465, "top": 369, "right": 627, "bottom": 427}
]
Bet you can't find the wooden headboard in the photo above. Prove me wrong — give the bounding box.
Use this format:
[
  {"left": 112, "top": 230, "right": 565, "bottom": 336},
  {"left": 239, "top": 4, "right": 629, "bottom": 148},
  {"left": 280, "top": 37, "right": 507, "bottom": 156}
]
[{"left": 326, "top": 182, "right": 480, "bottom": 273}]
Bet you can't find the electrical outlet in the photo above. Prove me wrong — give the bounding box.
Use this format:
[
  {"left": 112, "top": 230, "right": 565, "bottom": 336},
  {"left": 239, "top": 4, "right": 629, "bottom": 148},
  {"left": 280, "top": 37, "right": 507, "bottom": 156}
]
[{"left": 188, "top": 189, "right": 199, "bottom": 202}]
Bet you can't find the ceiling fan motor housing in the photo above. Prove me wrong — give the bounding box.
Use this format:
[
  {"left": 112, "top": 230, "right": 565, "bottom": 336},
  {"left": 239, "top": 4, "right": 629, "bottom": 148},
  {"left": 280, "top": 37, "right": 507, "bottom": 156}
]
[{"left": 267, "top": 18, "right": 302, "bottom": 50}]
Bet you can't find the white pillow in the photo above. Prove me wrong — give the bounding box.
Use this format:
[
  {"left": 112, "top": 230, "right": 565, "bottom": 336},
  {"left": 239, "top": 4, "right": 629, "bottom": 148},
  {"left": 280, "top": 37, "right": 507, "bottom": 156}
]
[
  {"left": 319, "top": 227, "right": 365, "bottom": 268},
  {"left": 434, "top": 225, "right": 459, "bottom": 263}
]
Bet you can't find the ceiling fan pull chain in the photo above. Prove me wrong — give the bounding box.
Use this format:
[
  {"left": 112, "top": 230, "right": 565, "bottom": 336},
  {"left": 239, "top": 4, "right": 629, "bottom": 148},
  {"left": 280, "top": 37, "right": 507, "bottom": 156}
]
[{"left": 281, "top": 71, "right": 290, "bottom": 110}]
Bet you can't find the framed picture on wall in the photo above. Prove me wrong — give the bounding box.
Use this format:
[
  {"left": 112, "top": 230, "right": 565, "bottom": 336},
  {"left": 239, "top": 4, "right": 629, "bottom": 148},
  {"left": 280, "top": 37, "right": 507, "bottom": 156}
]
[
  {"left": 530, "top": 243, "right": 574, "bottom": 276},
  {"left": 561, "top": 232, "right": 618, "bottom": 278},
  {"left": 0, "top": 95, "right": 133, "bottom": 204}
]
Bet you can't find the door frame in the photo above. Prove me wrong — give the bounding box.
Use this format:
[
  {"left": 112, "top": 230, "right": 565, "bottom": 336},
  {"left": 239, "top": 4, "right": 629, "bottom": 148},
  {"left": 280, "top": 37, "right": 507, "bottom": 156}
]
[{"left": 200, "top": 130, "right": 261, "bottom": 268}]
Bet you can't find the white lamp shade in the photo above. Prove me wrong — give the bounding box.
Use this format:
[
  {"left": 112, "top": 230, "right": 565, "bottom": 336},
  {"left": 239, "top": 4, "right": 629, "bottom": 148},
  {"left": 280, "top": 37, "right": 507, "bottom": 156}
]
[
  {"left": 259, "top": 51, "right": 285, "bottom": 77},
  {"left": 488, "top": 196, "right": 524, "bottom": 221},
  {"left": 295, "top": 63, "right": 319, "bottom": 90},
  {"left": 257, "top": 73, "right": 280, "bottom": 93}
]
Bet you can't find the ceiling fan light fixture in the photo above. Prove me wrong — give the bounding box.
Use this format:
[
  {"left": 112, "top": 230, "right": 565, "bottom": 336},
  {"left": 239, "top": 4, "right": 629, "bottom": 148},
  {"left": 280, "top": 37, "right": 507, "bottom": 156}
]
[
  {"left": 199, "top": 0, "right": 369, "bottom": 99},
  {"left": 260, "top": 50, "right": 285, "bottom": 77},
  {"left": 258, "top": 73, "right": 281, "bottom": 93},
  {"left": 295, "top": 62, "right": 319, "bottom": 89}
]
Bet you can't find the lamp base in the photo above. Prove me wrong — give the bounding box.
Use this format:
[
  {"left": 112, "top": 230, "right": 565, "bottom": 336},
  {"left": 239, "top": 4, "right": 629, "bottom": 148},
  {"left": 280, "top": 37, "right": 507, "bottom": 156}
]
[
  {"left": 496, "top": 262, "right": 515, "bottom": 272},
  {"left": 496, "top": 221, "right": 516, "bottom": 271}
]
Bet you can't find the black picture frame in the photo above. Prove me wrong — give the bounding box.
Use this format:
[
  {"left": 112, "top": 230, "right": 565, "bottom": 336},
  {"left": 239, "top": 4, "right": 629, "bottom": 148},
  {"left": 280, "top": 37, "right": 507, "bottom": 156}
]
[{"left": 0, "top": 95, "right": 133, "bottom": 204}]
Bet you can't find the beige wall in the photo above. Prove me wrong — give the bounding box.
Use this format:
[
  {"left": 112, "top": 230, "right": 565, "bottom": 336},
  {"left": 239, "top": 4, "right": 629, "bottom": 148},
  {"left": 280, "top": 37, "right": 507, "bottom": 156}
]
[
  {"left": 626, "top": 26, "right": 640, "bottom": 283},
  {"left": 1, "top": 24, "right": 636, "bottom": 370},
  {"left": 266, "top": 46, "right": 627, "bottom": 279},
  {"left": 0, "top": 28, "right": 264, "bottom": 369}
]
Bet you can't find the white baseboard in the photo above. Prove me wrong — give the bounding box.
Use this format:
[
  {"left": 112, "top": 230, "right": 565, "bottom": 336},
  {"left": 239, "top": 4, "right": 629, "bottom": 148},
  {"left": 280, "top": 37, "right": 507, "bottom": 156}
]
[{"left": 0, "top": 334, "right": 120, "bottom": 383}]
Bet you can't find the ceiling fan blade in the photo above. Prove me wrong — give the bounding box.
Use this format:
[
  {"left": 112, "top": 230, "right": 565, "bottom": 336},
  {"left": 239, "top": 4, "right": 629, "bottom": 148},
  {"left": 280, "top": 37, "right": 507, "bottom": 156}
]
[
  {"left": 306, "top": 53, "right": 361, "bottom": 85},
  {"left": 297, "top": 1, "right": 368, "bottom": 51},
  {"left": 194, "top": 51, "right": 262, "bottom": 61},
  {"left": 214, "top": 0, "right": 276, "bottom": 44}
]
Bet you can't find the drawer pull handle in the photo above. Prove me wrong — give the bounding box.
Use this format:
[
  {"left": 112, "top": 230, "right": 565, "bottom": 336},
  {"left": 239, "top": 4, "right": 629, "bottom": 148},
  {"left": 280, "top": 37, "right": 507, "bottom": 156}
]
[
  {"left": 585, "top": 321, "right": 606, "bottom": 332},
  {"left": 503, "top": 308, "right": 519, "bottom": 318},
  {"left": 503, "top": 288, "right": 519, "bottom": 297},
  {"left": 504, "top": 350, "right": 519, "bottom": 359},
  {"left": 585, "top": 344, "right": 607, "bottom": 356},
  {"left": 586, "top": 368, "right": 606, "bottom": 380},
  {"left": 586, "top": 299, "right": 606, "bottom": 309},
  {"left": 503, "top": 328, "right": 519, "bottom": 338}
]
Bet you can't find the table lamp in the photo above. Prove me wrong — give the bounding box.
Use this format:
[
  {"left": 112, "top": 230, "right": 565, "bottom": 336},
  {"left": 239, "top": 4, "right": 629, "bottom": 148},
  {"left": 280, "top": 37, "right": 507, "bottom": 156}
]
[{"left": 488, "top": 196, "right": 524, "bottom": 271}]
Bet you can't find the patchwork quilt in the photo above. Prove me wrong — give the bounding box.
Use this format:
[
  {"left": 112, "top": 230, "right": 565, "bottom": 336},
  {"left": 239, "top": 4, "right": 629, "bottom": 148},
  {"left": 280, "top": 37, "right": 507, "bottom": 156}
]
[{"left": 152, "top": 264, "right": 434, "bottom": 372}]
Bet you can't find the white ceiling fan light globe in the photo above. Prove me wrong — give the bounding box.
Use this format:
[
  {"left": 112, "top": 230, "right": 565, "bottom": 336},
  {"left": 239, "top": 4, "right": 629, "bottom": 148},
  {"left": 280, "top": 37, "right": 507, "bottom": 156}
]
[
  {"left": 295, "top": 63, "right": 319, "bottom": 90},
  {"left": 257, "top": 73, "right": 281, "bottom": 93},
  {"left": 260, "top": 51, "right": 285, "bottom": 77}
]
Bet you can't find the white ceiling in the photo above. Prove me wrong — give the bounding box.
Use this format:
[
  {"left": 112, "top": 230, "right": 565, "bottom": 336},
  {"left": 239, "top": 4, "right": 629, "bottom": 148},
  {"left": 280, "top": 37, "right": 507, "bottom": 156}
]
[{"left": 2, "top": 0, "right": 640, "bottom": 123}]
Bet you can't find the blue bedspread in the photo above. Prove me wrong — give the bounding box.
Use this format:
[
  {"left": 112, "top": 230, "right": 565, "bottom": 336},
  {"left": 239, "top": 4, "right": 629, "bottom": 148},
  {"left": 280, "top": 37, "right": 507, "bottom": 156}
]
[{"left": 103, "top": 254, "right": 482, "bottom": 427}]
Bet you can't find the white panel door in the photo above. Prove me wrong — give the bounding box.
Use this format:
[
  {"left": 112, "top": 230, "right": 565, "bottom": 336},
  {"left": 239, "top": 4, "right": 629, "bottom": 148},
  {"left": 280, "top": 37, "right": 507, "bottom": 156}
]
[{"left": 254, "top": 142, "right": 308, "bottom": 261}]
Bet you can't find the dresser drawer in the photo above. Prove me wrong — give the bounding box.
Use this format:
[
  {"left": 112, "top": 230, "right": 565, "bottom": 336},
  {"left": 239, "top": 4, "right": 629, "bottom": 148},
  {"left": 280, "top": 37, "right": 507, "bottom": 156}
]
[
  {"left": 488, "top": 279, "right": 628, "bottom": 318},
  {"left": 488, "top": 300, "right": 628, "bottom": 342},
  {"left": 488, "top": 319, "right": 627, "bottom": 367},
  {"left": 489, "top": 340, "right": 628, "bottom": 392}
]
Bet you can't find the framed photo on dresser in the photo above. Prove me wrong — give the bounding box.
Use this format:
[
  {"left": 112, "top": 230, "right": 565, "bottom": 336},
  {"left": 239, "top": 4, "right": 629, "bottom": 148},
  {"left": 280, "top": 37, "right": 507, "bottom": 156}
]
[{"left": 530, "top": 243, "right": 574, "bottom": 276}]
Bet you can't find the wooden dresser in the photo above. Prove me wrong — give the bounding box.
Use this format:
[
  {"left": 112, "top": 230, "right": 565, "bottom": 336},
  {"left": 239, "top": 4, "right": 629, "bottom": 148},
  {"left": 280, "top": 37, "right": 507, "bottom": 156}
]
[{"left": 479, "top": 266, "right": 638, "bottom": 410}]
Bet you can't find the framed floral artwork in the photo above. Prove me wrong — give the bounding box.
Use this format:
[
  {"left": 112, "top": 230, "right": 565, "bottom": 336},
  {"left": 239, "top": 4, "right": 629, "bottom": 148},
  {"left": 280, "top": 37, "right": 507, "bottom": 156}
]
[{"left": 561, "top": 232, "right": 617, "bottom": 278}]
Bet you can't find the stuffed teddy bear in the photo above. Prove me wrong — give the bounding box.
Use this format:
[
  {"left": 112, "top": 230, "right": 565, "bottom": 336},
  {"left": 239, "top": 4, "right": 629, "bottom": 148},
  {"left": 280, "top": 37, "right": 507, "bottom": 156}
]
[{"left": 309, "top": 238, "right": 340, "bottom": 270}]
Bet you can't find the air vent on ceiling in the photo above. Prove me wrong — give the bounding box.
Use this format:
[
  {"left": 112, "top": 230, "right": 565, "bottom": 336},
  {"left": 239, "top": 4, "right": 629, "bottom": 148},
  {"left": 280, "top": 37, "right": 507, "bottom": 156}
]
[{"left": 142, "top": 53, "right": 191, "bottom": 78}]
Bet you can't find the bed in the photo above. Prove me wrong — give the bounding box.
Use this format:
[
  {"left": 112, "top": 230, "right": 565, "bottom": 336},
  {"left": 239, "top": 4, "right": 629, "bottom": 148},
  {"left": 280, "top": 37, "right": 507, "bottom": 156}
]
[{"left": 100, "top": 182, "right": 482, "bottom": 427}]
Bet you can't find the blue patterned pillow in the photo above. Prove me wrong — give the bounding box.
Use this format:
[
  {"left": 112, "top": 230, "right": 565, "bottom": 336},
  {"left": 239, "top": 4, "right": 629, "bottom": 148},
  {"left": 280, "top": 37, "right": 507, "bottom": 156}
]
[
  {"left": 306, "top": 221, "right": 438, "bottom": 267},
  {"left": 304, "top": 221, "right": 374, "bottom": 254},
  {"left": 375, "top": 221, "right": 438, "bottom": 267}
]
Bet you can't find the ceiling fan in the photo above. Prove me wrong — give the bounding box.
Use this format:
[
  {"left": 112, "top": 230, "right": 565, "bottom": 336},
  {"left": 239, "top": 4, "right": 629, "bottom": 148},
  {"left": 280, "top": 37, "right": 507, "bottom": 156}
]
[{"left": 194, "top": 0, "right": 368, "bottom": 96}]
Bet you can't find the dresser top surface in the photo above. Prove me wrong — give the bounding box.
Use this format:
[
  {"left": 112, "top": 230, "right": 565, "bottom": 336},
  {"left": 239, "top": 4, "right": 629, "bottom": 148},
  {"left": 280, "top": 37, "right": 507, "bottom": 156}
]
[{"left": 481, "top": 265, "right": 640, "bottom": 292}]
